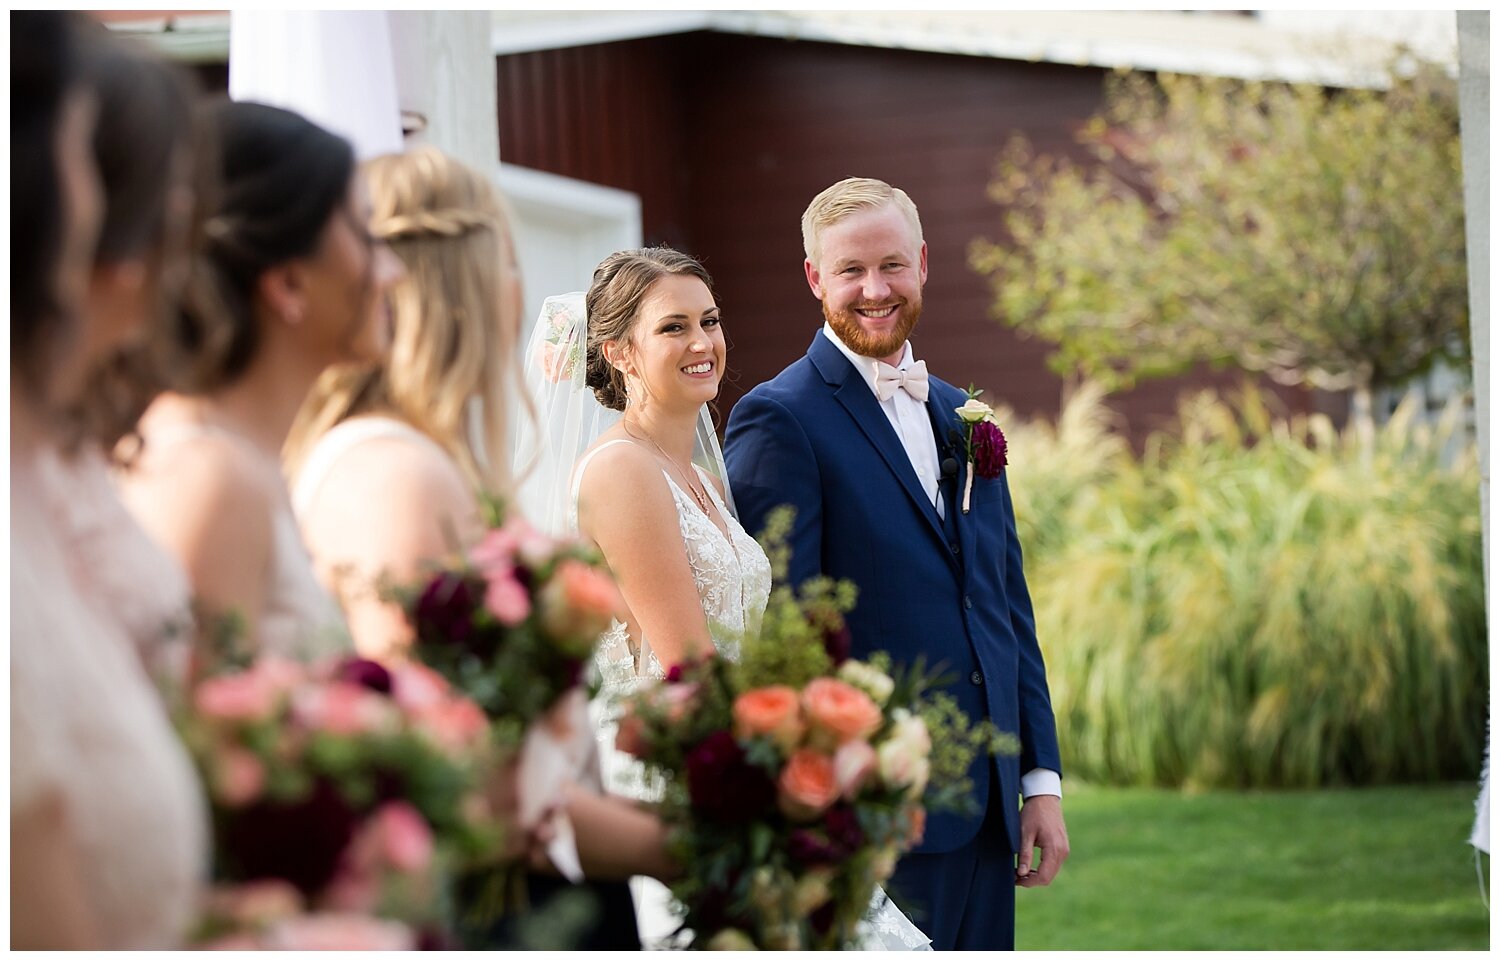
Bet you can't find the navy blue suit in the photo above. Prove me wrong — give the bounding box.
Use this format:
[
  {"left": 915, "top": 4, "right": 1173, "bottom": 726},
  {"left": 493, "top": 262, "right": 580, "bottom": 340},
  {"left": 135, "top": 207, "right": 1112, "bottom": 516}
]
[{"left": 724, "top": 332, "right": 1061, "bottom": 950}]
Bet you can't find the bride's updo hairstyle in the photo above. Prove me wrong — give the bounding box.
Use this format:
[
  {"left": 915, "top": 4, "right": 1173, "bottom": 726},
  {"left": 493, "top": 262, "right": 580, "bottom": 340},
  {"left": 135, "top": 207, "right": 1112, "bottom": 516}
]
[{"left": 584, "top": 246, "right": 714, "bottom": 412}]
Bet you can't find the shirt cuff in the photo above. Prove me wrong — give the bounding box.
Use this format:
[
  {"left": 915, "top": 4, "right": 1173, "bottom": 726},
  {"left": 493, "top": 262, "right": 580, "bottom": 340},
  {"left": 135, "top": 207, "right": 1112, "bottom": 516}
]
[{"left": 1021, "top": 768, "right": 1062, "bottom": 799}]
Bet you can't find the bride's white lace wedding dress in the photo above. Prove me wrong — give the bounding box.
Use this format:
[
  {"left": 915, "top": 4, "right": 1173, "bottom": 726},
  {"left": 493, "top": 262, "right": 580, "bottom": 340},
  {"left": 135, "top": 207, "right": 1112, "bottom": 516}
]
[{"left": 572, "top": 439, "right": 932, "bottom": 951}]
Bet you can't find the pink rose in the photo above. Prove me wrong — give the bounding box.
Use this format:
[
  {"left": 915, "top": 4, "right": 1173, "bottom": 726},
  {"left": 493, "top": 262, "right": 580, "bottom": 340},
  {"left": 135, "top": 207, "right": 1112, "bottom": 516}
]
[
  {"left": 215, "top": 745, "right": 266, "bottom": 807},
  {"left": 388, "top": 661, "right": 451, "bottom": 715},
  {"left": 660, "top": 681, "right": 700, "bottom": 724},
  {"left": 414, "top": 697, "right": 489, "bottom": 753},
  {"left": 248, "top": 655, "right": 307, "bottom": 695},
  {"left": 832, "top": 738, "right": 877, "bottom": 800},
  {"left": 538, "top": 560, "right": 623, "bottom": 652},
  {"left": 194, "top": 672, "right": 278, "bottom": 723},
  {"left": 317, "top": 861, "right": 380, "bottom": 914},
  {"left": 264, "top": 914, "right": 416, "bottom": 951},
  {"left": 777, "top": 748, "right": 839, "bottom": 822},
  {"left": 470, "top": 526, "right": 519, "bottom": 572},
  {"left": 292, "top": 681, "right": 399, "bottom": 736},
  {"left": 370, "top": 801, "right": 435, "bottom": 874},
  {"left": 483, "top": 566, "right": 532, "bottom": 626},
  {"left": 802, "top": 678, "right": 883, "bottom": 745},
  {"left": 733, "top": 686, "right": 805, "bottom": 753}
]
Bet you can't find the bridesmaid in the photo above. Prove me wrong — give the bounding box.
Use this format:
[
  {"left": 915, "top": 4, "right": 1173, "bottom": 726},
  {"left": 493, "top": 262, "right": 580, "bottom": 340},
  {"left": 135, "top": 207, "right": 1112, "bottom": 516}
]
[
  {"left": 11, "top": 13, "right": 208, "bottom": 948},
  {"left": 64, "top": 31, "right": 209, "bottom": 688},
  {"left": 117, "top": 99, "right": 403, "bottom": 662},
  {"left": 286, "top": 146, "right": 676, "bottom": 949}
]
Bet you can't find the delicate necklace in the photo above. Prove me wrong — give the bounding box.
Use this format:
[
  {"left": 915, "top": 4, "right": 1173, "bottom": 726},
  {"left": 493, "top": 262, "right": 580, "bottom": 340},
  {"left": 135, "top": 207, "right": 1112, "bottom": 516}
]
[{"left": 624, "top": 421, "right": 712, "bottom": 516}]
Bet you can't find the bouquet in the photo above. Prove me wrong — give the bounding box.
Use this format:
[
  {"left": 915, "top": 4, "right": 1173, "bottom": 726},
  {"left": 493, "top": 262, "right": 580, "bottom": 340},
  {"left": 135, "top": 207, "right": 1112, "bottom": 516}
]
[
  {"left": 616, "top": 509, "right": 1012, "bottom": 950},
  {"left": 389, "top": 500, "right": 624, "bottom": 888},
  {"left": 176, "top": 654, "right": 506, "bottom": 948}
]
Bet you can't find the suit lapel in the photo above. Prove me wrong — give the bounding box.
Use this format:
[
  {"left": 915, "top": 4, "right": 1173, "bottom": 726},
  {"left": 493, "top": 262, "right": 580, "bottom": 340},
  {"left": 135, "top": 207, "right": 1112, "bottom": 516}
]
[
  {"left": 928, "top": 382, "right": 981, "bottom": 574},
  {"left": 809, "top": 334, "right": 953, "bottom": 560}
]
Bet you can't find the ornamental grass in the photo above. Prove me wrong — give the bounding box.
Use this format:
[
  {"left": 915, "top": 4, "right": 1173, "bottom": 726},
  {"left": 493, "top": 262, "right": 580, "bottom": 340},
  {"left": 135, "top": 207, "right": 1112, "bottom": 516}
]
[{"left": 1001, "top": 383, "right": 1486, "bottom": 789}]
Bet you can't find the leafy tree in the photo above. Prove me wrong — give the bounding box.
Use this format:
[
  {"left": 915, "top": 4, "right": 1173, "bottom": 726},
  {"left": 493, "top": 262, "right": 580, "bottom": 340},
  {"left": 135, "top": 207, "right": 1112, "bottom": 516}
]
[{"left": 970, "top": 63, "right": 1468, "bottom": 430}]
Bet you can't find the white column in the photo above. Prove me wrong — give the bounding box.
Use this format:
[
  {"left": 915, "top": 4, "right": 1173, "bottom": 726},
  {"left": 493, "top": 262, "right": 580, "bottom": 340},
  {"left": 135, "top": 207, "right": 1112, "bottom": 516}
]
[
  {"left": 1456, "top": 10, "right": 1489, "bottom": 857},
  {"left": 227, "top": 11, "right": 403, "bottom": 162},
  {"left": 388, "top": 11, "right": 499, "bottom": 172}
]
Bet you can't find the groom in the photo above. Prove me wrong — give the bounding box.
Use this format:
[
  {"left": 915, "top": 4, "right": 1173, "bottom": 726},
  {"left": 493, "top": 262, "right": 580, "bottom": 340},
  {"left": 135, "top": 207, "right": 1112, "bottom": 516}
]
[{"left": 724, "top": 177, "right": 1068, "bottom": 950}]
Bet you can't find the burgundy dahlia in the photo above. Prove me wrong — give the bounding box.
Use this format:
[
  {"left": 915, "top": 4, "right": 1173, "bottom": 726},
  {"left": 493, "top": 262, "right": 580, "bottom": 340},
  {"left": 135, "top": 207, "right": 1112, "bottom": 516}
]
[
  {"left": 823, "top": 804, "right": 866, "bottom": 857},
  {"left": 788, "top": 828, "right": 839, "bottom": 867},
  {"left": 336, "top": 657, "right": 393, "bottom": 695},
  {"left": 820, "top": 621, "right": 852, "bottom": 666},
  {"left": 413, "top": 572, "right": 483, "bottom": 649},
  {"left": 221, "top": 777, "right": 359, "bottom": 897},
  {"left": 971, "top": 420, "right": 1008, "bottom": 479},
  {"left": 685, "top": 731, "right": 776, "bottom": 823}
]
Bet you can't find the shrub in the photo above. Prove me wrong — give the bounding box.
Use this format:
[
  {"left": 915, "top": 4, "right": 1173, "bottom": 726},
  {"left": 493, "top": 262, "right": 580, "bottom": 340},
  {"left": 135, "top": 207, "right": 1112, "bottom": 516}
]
[{"left": 1000, "top": 385, "right": 1486, "bottom": 788}]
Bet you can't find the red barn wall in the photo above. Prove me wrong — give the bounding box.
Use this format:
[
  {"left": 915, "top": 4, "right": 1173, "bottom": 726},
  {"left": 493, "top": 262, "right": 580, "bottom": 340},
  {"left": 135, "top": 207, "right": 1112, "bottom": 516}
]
[{"left": 494, "top": 31, "right": 1345, "bottom": 439}]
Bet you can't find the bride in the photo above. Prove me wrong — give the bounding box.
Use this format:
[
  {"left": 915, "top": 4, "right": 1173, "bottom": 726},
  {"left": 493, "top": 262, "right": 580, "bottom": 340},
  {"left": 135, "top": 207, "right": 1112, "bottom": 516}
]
[{"left": 514, "top": 247, "right": 931, "bottom": 951}]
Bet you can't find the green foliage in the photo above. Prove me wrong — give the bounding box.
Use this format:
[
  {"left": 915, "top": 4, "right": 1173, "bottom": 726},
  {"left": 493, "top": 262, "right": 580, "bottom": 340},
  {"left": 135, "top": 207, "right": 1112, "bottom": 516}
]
[
  {"left": 970, "top": 63, "right": 1469, "bottom": 397},
  {"left": 1001, "top": 383, "right": 1486, "bottom": 788}
]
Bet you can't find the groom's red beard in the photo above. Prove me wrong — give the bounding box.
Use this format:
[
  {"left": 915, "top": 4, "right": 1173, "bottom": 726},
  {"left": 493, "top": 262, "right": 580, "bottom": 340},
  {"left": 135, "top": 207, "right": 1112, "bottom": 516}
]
[{"left": 822, "top": 294, "right": 922, "bottom": 360}]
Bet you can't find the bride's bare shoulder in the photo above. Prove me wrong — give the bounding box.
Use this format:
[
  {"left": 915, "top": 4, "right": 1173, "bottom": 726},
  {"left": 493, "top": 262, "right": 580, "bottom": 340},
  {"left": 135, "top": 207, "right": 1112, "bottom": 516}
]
[{"left": 576, "top": 437, "right": 673, "bottom": 522}]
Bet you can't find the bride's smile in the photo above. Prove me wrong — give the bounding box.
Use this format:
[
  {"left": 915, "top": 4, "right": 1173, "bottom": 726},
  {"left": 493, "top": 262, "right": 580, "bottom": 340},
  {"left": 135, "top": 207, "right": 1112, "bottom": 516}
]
[{"left": 629, "top": 272, "right": 726, "bottom": 408}]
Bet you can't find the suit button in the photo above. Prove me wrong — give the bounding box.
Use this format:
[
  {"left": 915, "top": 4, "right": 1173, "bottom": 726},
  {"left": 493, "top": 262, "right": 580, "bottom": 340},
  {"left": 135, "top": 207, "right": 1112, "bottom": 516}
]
[
  {"left": 963, "top": 595, "right": 973, "bottom": 610},
  {"left": 970, "top": 671, "right": 984, "bottom": 686},
  {"left": 950, "top": 541, "right": 961, "bottom": 555}
]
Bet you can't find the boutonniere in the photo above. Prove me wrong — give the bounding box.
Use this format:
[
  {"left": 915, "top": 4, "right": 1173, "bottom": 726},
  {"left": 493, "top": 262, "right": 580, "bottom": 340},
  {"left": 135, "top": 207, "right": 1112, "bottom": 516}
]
[{"left": 954, "top": 386, "right": 1008, "bottom": 514}]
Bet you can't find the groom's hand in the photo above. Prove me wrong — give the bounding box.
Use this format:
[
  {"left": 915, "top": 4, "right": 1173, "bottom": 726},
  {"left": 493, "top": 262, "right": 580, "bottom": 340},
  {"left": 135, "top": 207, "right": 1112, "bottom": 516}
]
[{"left": 1016, "top": 794, "right": 1070, "bottom": 887}]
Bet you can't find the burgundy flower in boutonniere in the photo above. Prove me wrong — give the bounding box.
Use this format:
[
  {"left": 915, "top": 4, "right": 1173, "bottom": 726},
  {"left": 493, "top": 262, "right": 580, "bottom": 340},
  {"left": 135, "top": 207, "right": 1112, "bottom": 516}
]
[{"left": 955, "top": 386, "right": 1008, "bottom": 514}]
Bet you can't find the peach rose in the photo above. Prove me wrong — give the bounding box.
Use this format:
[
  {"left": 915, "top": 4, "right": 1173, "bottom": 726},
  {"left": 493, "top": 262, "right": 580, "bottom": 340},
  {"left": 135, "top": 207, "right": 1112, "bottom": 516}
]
[
  {"left": 904, "top": 805, "right": 927, "bottom": 847},
  {"left": 215, "top": 746, "right": 266, "bottom": 807},
  {"left": 802, "top": 678, "right": 882, "bottom": 745},
  {"left": 832, "top": 738, "right": 878, "bottom": 800},
  {"left": 615, "top": 705, "right": 649, "bottom": 758},
  {"left": 539, "top": 560, "right": 623, "bottom": 653},
  {"left": 777, "top": 749, "right": 839, "bottom": 822},
  {"left": 204, "top": 879, "right": 304, "bottom": 928},
  {"left": 734, "top": 686, "right": 805, "bottom": 754}
]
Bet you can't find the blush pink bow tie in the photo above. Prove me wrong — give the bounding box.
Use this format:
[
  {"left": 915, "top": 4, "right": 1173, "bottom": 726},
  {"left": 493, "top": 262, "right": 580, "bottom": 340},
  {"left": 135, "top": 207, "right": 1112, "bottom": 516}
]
[{"left": 874, "top": 360, "right": 930, "bottom": 402}]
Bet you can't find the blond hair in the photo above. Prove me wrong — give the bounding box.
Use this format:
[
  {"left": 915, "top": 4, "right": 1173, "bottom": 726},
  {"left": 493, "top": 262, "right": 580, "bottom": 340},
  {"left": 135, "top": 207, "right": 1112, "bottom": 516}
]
[
  {"left": 285, "top": 146, "right": 524, "bottom": 495},
  {"left": 800, "top": 176, "right": 923, "bottom": 265}
]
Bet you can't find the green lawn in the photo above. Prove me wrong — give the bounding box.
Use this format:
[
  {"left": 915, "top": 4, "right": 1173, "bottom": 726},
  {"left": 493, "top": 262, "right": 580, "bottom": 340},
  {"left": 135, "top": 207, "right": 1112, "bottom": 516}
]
[{"left": 1015, "top": 782, "right": 1490, "bottom": 950}]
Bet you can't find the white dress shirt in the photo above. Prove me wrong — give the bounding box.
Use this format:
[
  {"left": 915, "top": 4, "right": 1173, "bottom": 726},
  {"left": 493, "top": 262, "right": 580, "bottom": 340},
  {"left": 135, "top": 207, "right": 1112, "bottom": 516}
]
[{"left": 820, "top": 324, "right": 1062, "bottom": 800}]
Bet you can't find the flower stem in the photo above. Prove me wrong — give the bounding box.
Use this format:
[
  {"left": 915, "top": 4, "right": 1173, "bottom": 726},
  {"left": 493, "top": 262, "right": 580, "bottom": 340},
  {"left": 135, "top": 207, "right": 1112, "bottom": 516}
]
[{"left": 962, "top": 460, "right": 975, "bottom": 514}]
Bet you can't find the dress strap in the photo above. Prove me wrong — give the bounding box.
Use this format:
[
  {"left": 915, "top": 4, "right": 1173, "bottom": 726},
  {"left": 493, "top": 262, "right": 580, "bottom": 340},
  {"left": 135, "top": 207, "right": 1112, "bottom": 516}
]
[
  {"left": 567, "top": 438, "right": 636, "bottom": 534},
  {"left": 291, "top": 416, "right": 450, "bottom": 519}
]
